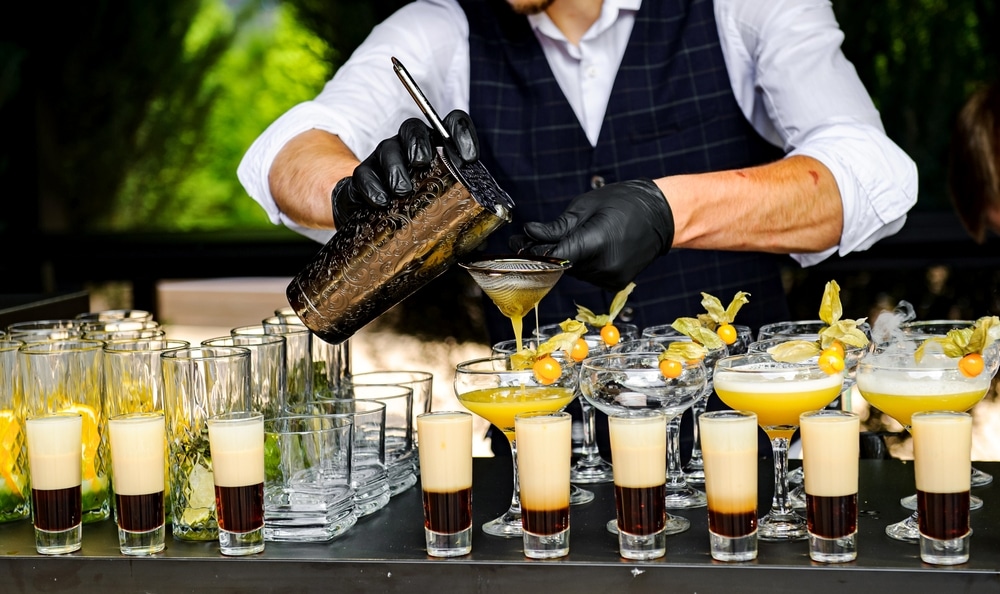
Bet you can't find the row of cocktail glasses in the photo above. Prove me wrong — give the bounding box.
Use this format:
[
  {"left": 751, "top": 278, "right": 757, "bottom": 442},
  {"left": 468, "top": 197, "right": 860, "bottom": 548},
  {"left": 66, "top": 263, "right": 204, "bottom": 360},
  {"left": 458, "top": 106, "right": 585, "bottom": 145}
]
[{"left": 456, "top": 319, "right": 999, "bottom": 552}]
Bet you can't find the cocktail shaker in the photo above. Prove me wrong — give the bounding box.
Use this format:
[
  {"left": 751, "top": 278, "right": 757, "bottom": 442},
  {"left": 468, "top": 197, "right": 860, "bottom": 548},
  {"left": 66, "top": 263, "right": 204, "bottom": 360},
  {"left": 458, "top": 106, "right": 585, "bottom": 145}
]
[{"left": 286, "top": 59, "right": 514, "bottom": 345}]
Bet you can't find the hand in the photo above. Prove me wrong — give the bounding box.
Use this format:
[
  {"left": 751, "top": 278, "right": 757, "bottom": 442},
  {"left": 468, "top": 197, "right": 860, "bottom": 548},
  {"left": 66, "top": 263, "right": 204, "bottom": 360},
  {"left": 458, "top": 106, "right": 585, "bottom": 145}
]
[
  {"left": 510, "top": 179, "right": 674, "bottom": 292},
  {"left": 331, "top": 109, "right": 479, "bottom": 224}
]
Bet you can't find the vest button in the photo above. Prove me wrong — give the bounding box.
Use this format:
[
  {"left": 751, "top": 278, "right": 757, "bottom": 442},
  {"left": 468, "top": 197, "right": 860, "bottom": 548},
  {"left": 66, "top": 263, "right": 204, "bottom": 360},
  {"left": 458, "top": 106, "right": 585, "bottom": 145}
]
[{"left": 590, "top": 175, "right": 605, "bottom": 190}]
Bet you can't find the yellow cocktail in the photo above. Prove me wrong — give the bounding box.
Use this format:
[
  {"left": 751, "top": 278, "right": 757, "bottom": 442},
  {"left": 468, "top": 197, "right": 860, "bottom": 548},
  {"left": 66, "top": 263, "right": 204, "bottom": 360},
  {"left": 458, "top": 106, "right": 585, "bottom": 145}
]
[
  {"left": 713, "top": 354, "right": 843, "bottom": 542},
  {"left": 855, "top": 345, "right": 997, "bottom": 542},
  {"left": 457, "top": 386, "right": 576, "bottom": 440},
  {"left": 454, "top": 355, "right": 577, "bottom": 538},
  {"left": 714, "top": 375, "right": 843, "bottom": 440}
]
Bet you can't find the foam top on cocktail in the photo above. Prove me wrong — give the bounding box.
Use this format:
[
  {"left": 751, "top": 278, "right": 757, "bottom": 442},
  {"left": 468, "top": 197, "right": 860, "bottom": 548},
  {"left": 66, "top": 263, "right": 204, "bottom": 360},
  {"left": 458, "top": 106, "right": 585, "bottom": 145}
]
[
  {"left": 855, "top": 372, "right": 989, "bottom": 428},
  {"left": 714, "top": 366, "right": 843, "bottom": 438},
  {"left": 457, "top": 386, "right": 575, "bottom": 439}
]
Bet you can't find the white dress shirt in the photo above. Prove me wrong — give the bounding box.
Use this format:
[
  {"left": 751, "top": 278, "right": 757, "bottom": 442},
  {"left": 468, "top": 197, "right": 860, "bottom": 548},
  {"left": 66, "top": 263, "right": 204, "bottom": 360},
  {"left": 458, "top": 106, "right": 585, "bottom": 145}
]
[{"left": 238, "top": 0, "right": 918, "bottom": 266}]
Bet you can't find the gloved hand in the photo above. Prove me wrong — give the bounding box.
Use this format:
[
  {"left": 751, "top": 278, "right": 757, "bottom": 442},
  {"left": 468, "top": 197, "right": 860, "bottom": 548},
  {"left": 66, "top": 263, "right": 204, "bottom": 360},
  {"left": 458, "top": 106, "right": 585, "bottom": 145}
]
[
  {"left": 331, "top": 109, "right": 479, "bottom": 224},
  {"left": 510, "top": 179, "right": 674, "bottom": 292}
]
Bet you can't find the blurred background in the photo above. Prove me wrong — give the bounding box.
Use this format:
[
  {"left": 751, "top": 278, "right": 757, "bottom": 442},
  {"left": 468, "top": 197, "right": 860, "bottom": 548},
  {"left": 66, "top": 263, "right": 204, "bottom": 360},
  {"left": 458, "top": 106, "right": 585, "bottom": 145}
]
[{"left": 1, "top": 0, "right": 998, "bottom": 457}]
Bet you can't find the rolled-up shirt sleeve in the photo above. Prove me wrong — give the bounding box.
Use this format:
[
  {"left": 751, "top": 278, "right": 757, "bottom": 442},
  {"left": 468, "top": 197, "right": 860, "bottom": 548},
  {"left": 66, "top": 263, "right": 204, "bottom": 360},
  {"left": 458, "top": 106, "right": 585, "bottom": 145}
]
[
  {"left": 236, "top": 0, "right": 470, "bottom": 241},
  {"left": 717, "top": 0, "right": 918, "bottom": 267}
]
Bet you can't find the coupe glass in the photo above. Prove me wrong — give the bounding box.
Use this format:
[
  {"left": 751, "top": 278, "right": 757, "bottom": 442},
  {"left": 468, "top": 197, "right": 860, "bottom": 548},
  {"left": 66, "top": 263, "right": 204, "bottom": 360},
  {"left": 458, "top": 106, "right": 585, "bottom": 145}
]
[
  {"left": 748, "top": 335, "right": 865, "bottom": 510},
  {"left": 855, "top": 338, "right": 1000, "bottom": 542},
  {"left": 899, "top": 320, "right": 993, "bottom": 493},
  {"left": 714, "top": 353, "right": 843, "bottom": 541},
  {"left": 579, "top": 352, "right": 707, "bottom": 535},
  {"left": 613, "top": 337, "right": 727, "bottom": 510},
  {"left": 454, "top": 353, "right": 578, "bottom": 538},
  {"left": 640, "top": 324, "right": 747, "bottom": 484},
  {"left": 491, "top": 338, "right": 596, "bottom": 505}
]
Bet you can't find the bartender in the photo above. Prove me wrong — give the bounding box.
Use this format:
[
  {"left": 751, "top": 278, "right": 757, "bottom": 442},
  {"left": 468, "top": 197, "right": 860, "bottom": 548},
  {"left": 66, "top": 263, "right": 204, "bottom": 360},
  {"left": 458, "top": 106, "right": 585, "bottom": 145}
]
[
  {"left": 239, "top": 0, "right": 915, "bottom": 338},
  {"left": 238, "top": 0, "right": 916, "bottom": 453}
]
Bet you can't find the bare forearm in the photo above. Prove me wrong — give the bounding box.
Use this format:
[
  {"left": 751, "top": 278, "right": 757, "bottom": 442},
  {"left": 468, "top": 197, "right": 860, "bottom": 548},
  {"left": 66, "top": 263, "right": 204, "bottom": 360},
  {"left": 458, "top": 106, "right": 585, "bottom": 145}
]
[
  {"left": 657, "top": 155, "right": 843, "bottom": 254},
  {"left": 268, "top": 129, "right": 360, "bottom": 230}
]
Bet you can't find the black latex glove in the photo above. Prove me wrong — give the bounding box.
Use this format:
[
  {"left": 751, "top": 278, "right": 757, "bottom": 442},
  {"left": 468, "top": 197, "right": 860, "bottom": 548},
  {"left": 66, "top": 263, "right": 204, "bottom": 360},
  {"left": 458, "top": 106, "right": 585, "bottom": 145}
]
[
  {"left": 509, "top": 179, "right": 674, "bottom": 292},
  {"left": 331, "top": 109, "right": 479, "bottom": 224}
]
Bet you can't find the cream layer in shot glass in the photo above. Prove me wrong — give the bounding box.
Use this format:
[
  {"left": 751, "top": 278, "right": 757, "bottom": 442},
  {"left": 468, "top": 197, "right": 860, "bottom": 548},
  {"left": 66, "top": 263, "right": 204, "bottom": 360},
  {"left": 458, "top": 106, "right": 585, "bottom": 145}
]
[
  {"left": 800, "top": 410, "right": 859, "bottom": 563},
  {"left": 700, "top": 410, "right": 758, "bottom": 562},
  {"left": 417, "top": 411, "right": 473, "bottom": 557},
  {"left": 608, "top": 410, "right": 667, "bottom": 560},
  {"left": 912, "top": 411, "right": 972, "bottom": 566},
  {"left": 109, "top": 412, "right": 167, "bottom": 555},
  {"left": 208, "top": 412, "right": 265, "bottom": 556},
  {"left": 516, "top": 411, "right": 571, "bottom": 559}
]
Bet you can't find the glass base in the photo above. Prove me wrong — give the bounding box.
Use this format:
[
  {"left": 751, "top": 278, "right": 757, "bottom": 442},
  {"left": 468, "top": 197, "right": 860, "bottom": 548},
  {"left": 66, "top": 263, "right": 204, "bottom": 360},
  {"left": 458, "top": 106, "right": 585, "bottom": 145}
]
[
  {"left": 789, "top": 484, "right": 807, "bottom": 510},
  {"left": 118, "top": 524, "right": 166, "bottom": 555},
  {"left": 664, "top": 483, "right": 707, "bottom": 509},
  {"left": 885, "top": 511, "right": 920, "bottom": 542},
  {"left": 619, "top": 528, "right": 667, "bottom": 560},
  {"left": 788, "top": 466, "right": 803, "bottom": 485},
  {"left": 523, "top": 528, "right": 569, "bottom": 559},
  {"left": 710, "top": 530, "right": 757, "bottom": 562},
  {"left": 387, "top": 463, "right": 418, "bottom": 497},
  {"left": 426, "top": 525, "right": 472, "bottom": 557},
  {"left": 920, "top": 531, "right": 971, "bottom": 565},
  {"left": 570, "top": 457, "right": 614, "bottom": 484},
  {"left": 900, "top": 492, "right": 982, "bottom": 512},
  {"left": 219, "top": 526, "right": 265, "bottom": 556},
  {"left": 683, "top": 457, "right": 705, "bottom": 484},
  {"left": 570, "top": 484, "right": 594, "bottom": 505},
  {"left": 35, "top": 524, "right": 83, "bottom": 555},
  {"left": 758, "top": 511, "right": 808, "bottom": 541},
  {"left": 483, "top": 508, "right": 523, "bottom": 538},
  {"left": 809, "top": 531, "right": 857, "bottom": 563},
  {"left": 607, "top": 512, "right": 689, "bottom": 536},
  {"left": 971, "top": 465, "right": 993, "bottom": 487}
]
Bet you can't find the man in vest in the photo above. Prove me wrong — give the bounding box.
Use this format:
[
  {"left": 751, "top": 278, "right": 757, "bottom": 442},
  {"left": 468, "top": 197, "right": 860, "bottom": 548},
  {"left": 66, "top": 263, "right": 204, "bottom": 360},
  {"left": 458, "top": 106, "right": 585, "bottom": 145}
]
[{"left": 239, "top": 0, "right": 916, "bottom": 341}]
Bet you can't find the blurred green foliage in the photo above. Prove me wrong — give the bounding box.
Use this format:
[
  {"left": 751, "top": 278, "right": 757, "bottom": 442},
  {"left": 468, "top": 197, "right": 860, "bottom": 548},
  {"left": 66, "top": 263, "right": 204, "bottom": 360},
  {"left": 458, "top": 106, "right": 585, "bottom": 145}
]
[{"left": 834, "top": 0, "right": 999, "bottom": 210}]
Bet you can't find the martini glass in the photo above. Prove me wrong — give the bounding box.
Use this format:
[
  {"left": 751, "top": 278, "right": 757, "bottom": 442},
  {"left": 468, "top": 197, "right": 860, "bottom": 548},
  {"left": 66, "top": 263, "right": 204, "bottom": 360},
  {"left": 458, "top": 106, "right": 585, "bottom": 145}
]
[
  {"left": 454, "top": 353, "right": 578, "bottom": 538},
  {"left": 491, "top": 338, "right": 596, "bottom": 505},
  {"left": 855, "top": 338, "right": 1000, "bottom": 542},
  {"left": 461, "top": 255, "right": 571, "bottom": 354},
  {"left": 640, "top": 324, "right": 745, "bottom": 485},
  {"left": 714, "top": 353, "right": 844, "bottom": 541},
  {"left": 899, "top": 320, "right": 992, "bottom": 493},
  {"left": 579, "top": 352, "right": 707, "bottom": 535}
]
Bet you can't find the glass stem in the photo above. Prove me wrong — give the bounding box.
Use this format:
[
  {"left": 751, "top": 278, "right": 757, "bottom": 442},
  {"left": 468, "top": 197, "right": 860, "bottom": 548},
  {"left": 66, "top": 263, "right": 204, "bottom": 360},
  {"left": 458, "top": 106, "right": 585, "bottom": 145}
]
[
  {"left": 578, "top": 397, "right": 601, "bottom": 464},
  {"left": 687, "top": 398, "right": 708, "bottom": 467},
  {"left": 666, "top": 416, "right": 685, "bottom": 487},
  {"left": 769, "top": 436, "right": 793, "bottom": 516},
  {"left": 508, "top": 437, "right": 521, "bottom": 514}
]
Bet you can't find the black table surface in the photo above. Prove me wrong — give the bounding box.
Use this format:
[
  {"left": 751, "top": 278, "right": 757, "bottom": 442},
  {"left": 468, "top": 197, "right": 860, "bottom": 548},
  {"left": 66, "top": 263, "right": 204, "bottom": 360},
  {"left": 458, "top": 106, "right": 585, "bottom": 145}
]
[{"left": 1, "top": 458, "right": 998, "bottom": 593}]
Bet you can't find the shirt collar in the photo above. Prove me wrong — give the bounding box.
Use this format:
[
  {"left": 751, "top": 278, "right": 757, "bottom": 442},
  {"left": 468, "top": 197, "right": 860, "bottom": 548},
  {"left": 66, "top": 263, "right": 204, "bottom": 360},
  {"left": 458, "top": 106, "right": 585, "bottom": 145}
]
[{"left": 528, "top": 0, "right": 642, "bottom": 43}]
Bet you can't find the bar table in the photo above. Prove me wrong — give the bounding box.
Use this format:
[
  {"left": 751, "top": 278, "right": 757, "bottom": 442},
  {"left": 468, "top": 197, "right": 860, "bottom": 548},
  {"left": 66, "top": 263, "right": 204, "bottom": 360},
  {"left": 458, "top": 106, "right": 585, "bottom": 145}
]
[{"left": 1, "top": 458, "right": 997, "bottom": 593}]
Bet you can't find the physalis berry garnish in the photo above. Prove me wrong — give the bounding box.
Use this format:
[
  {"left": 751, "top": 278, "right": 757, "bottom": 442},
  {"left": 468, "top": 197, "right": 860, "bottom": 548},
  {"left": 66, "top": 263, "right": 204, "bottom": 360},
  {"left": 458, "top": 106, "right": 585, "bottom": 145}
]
[
  {"left": 915, "top": 315, "right": 1000, "bottom": 377},
  {"left": 510, "top": 319, "right": 588, "bottom": 383},
  {"left": 575, "top": 283, "right": 635, "bottom": 347},
  {"left": 656, "top": 342, "right": 708, "bottom": 379},
  {"left": 768, "top": 280, "right": 869, "bottom": 374},
  {"left": 697, "top": 291, "right": 751, "bottom": 346}
]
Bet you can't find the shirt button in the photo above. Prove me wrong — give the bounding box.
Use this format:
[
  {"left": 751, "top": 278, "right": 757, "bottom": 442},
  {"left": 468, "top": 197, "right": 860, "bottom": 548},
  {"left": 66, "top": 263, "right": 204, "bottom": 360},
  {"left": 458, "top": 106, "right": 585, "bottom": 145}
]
[
  {"left": 619, "top": 306, "right": 635, "bottom": 323},
  {"left": 586, "top": 66, "right": 598, "bottom": 78},
  {"left": 590, "top": 175, "right": 605, "bottom": 189}
]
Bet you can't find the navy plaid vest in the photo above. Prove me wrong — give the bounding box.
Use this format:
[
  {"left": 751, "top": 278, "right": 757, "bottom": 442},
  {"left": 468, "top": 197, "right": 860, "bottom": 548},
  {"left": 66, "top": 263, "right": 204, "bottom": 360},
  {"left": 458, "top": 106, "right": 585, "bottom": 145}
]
[{"left": 461, "top": 0, "right": 790, "bottom": 340}]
